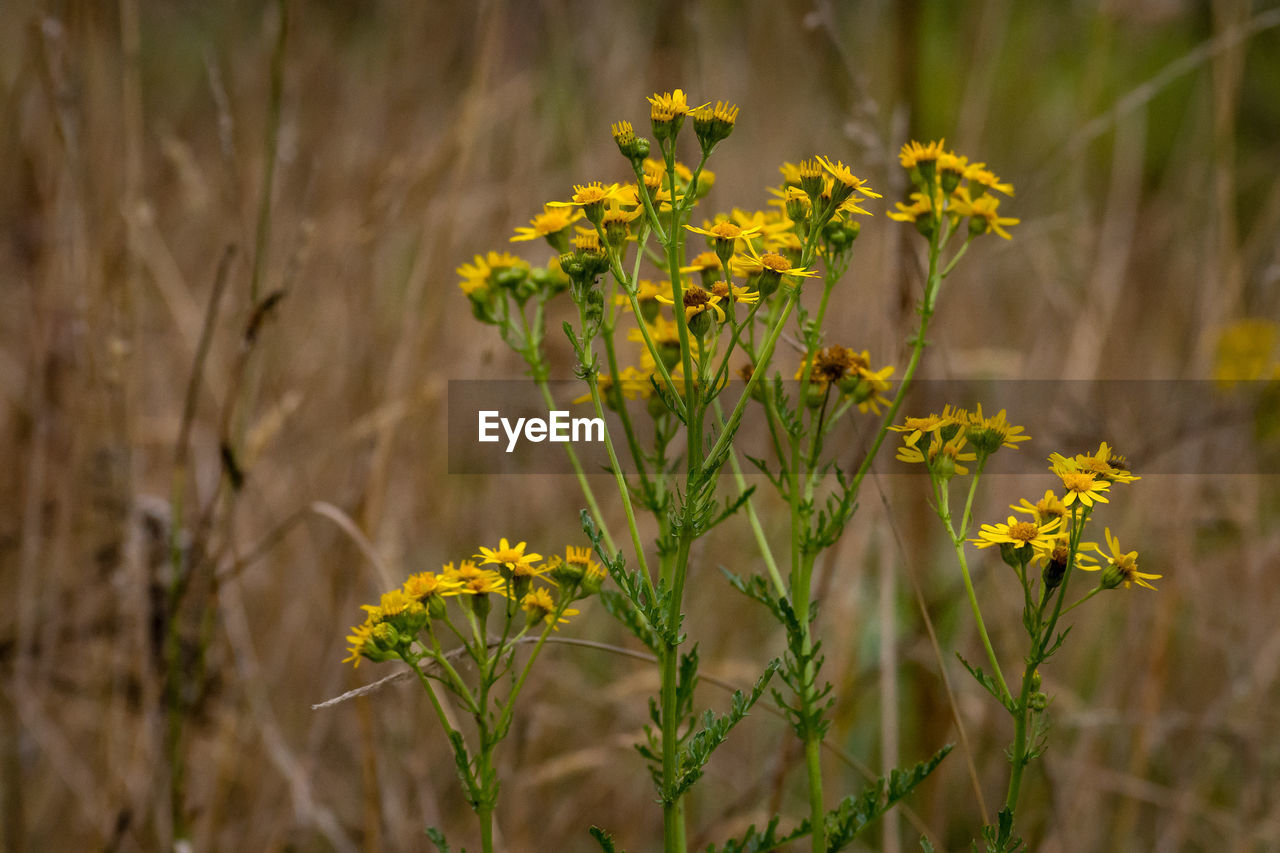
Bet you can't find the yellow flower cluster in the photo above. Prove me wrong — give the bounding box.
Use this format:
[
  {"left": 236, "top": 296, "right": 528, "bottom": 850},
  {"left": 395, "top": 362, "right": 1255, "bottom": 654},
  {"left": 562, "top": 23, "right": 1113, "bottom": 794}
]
[
  {"left": 343, "top": 541, "right": 604, "bottom": 667},
  {"left": 888, "top": 139, "right": 1018, "bottom": 239},
  {"left": 892, "top": 404, "right": 1028, "bottom": 478}
]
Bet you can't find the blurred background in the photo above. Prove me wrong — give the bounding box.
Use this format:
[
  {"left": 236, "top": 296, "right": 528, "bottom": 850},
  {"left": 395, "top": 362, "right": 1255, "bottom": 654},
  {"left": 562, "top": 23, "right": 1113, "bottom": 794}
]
[{"left": 2, "top": 1, "right": 1279, "bottom": 850}]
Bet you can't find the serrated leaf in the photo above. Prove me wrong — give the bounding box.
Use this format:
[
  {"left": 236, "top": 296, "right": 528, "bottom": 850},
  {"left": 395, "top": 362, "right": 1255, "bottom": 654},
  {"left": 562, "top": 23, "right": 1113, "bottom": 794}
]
[
  {"left": 589, "top": 825, "right": 622, "bottom": 852},
  {"left": 957, "top": 652, "right": 1012, "bottom": 712}
]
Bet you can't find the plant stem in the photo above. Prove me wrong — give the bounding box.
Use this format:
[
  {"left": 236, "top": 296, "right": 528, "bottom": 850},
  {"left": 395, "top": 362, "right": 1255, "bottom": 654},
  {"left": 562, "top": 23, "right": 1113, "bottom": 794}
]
[{"left": 937, "top": 482, "right": 1012, "bottom": 706}]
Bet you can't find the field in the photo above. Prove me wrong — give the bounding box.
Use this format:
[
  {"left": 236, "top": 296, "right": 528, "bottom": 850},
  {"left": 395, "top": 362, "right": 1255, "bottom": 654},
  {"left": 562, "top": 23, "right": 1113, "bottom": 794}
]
[{"left": 2, "top": 2, "right": 1279, "bottom": 850}]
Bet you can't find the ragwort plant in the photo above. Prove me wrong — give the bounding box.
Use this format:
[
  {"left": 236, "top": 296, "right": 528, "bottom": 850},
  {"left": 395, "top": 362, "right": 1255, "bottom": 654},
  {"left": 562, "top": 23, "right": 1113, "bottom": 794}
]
[
  {"left": 449, "top": 91, "right": 1024, "bottom": 851},
  {"left": 895, "top": 416, "right": 1159, "bottom": 850},
  {"left": 345, "top": 90, "right": 1039, "bottom": 851},
  {"left": 341, "top": 542, "right": 605, "bottom": 850}
]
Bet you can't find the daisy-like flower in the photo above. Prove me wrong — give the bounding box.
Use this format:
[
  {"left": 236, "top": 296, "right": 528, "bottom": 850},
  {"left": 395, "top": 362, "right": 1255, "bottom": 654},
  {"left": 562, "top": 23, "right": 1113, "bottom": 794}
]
[
  {"left": 1085, "top": 528, "right": 1160, "bottom": 591},
  {"left": 1030, "top": 532, "right": 1099, "bottom": 580},
  {"left": 547, "top": 182, "right": 625, "bottom": 224},
  {"left": 1052, "top": 460, "right": 1111, "bottom": 507},
  {"left": 656, "top": 282, "right": 726, "bottom": 327},
  {"left": 477, "top": 538, "right": 546, "bottom": 578},
  {"left": 964, "top": 404, "right": 1031, "bottom": 454},
  {"left": 886, "top": 191, "right": 940, "bottom": 226},
  {"left": 685, "top": 220, "right": 764, "bottom": 260},
  {"left": 815, "top": 155, "right": 882, "bottom": 207},
  {"left": 691, "top": 100, "right": 739, "bottom": 150},
  {"left": 563, "top": 545, "right": 606, "bottom": 587},
  {"left": 444, "top": 559, "right": 509, "bottom": 597},
  {"left": 899, "top": 139, "right": 948, "bottom": 169},
  {"left": 457, "top": 254, "right": 491, "bottom": 296},
  {"left": 1011, "top": 490, "right": 1069, "bottom": 527},
  {"left": 342, "top": 620, "right": 378, "bottom": 667},
  {"left": 972, "top": 515, "right": 1062, "bottom": 550},
  {"left": 647, "top": 89, "right": 694, "bottom": 121},
  {"left": 1050, "top": 443, "right": 1139, "bottom": 484},
  {"left": 510, "top": 205, "right": 585, "bottom": 245},
  {"left": 897, "top": 432, "right": 977, "bottom": 477},
  {"left": 964, "top": 161, "right": 1015, "bottom": 196},
  {"left": 403, "top": 570, "right": 463, "bottom": 603},
  {"left": 890, "top": 405, "right": 968, "bottom": 446},
  {"left": 733, "top": 240, "right": 818, "bottom": 297},
  {"left": 709, "top": 279, "right": 759, "bottom": 307},
  {"left": 520, "top": 588, "right": 579, "bottom": 629},
  {"left": 953, "top": 191, "right": 1019, "bottom": 239},
  {"left": 937, "top": 151, "right": 969, "bottom": 192}
]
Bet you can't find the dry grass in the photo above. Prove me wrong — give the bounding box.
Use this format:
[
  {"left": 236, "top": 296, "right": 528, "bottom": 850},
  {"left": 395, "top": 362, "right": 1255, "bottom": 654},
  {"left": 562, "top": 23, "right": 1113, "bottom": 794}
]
[{"left": 2, "top": 1, "right": 1279, "bottom": 850}]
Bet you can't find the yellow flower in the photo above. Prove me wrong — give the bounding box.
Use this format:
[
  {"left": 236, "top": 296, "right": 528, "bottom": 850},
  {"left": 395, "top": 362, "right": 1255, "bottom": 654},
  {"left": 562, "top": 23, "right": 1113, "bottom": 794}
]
[
  {"left": 732, "top": 240, "right": 819, "bottom": 285},
  {"left": 890, "top": 405, "right": 967, "bottom": 446},
  {"left": 547, "top": 181, "right": 625, "bottom": 208},
  {"left": 1031, "top": 533, "right": 1099, "bottom": 573},
  {"left": 899, "top": 139, "right": 948, "bottom": 169},
  {"left": 964, "top": 404, "right": 1031, "bottom": 454},
  {"left": 520, "top": 587, "right": 579, "bottom": 629},
  {"left": 444, "top": 560, "right": 508, "bottom": 597},
  {"left": 1085, "top": 528, "right": 1160, "bottom": 591},
  {"left": 403, "top": 570, "right": 463, "bottom": 602},
  {"left": 1010, "top": 490, "right": 1069, "bottom": 526},
  {"left": 647, "top": 89, "right": 696, "bottom": 121},
  {"left": 886, "top": 191, "right": 939, "bottom": 225},
  {"left": 964, "top": 161, "right": 1015, "bottom": 196},
  {"left": 951, "top": 189, "right": 1018, "bottom": 239},
  {"left": 1052, "top": 461, "right": 1111, "bottom": 507},
  {"left": 511, "top": 205, "right": 585, "bottom": 242},
  {"left": 685, "top": 219, "right": 764, "bottom": 246},
  {"left": 897, "top": 432, "right": 977, "bottom": 477},
  {"left": 815, "top": 155, "right": 882, "bottom": 203},
  {"left": 972, "top": 515, "right": 1062, "bottom": 550},
  {"left": 655, "top": 283, "right": 726, "bottom": 325},
  {"left": 1048, "top": 443, "right": 1138, "bottom": 484},
  {"left": 477, "top": 538, "right": 546, "bottom": 578},
  {"left": 709, "top": 279, "right": 759, "bottom": 307},
  {"left": 342, "top": 620, "right": 377, "bottom": 668}
]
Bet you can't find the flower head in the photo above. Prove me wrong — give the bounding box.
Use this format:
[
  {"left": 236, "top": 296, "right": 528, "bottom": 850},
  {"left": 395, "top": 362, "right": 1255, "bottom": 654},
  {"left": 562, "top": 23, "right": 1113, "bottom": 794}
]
[
  {"left": 520, "top": 587, "right": 579, "bottom": 629},
  {"left": 964, "top": 404, "right": 1031, "bottom": 454},
  {"left": 1052, "top": 462, "right": 1111, "bottom": 507},
  {"left": 1085, "top": 528, "right": 1160, "bottom": 591},
  {"left": 1011, "top": 490, "right": 1069, "bottom": 527},
  {"left": 952, "top": 190, "right": 1019, "bottom": 239},
  {"left": 511, "top": 205, "right": 585, "bottom": 246},
  {"left": 477, "top": 538, "right": 547, "bottom": 579},
  {"left": 972, "top": 515, "right": 1062, "bottom": 550}
]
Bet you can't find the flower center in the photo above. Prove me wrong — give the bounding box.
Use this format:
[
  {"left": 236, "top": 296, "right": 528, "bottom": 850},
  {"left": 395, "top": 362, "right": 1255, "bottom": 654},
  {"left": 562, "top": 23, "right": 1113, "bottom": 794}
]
[
  {"left": 1060, "top": 471, "right": 1095, "bottom": 492},
  {"left": 1009, "top": 522, "right": 1040, "bottom": 542}
]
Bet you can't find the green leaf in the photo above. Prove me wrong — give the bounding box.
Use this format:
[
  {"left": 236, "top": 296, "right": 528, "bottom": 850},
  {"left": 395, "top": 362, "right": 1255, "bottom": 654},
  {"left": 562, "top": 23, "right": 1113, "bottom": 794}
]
[
  {"left": 957, "top": 652, "right": 1013, "bottom": 712},
  {"left": 707, "top": 815, "right": 811, "bottom": 852},
  {"left": 667, "top": 660, "right": 780, "bottom": 802},
  {"left": 824, "top": 744, "right": 953, "bottom": 851},
  {"left": 424, "top": 827, "right": 451, "bottom": 852},
  {"left": 589, "top": 825, "right": 623, "bottom": 852}
]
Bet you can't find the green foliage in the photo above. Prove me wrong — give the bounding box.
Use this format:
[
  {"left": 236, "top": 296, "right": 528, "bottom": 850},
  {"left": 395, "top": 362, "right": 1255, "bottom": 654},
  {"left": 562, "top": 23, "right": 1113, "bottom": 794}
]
[
  {"left": 425, "top": 827, "right": 453, "bottom": 852},
  {"left": 957, "top": 652, "right": 1014, "bottom": 712},
  {"left": 590, "top": 825, "right": 623, "bottom": 852},
  {"left": 707, "top": 816, "right": 811, "bottom": 852},
  {"left": 668, "top": 660, "right": 779, "bottom": 801},
  {"left": 974, "top": 808, "right": 1025, "bottom": 852},
  {"left": 824, "top": 745, "right": 953, "bottom": 851}
]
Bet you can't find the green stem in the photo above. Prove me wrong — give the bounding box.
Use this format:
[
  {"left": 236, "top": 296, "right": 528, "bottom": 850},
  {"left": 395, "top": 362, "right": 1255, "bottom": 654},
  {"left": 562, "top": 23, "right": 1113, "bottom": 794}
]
[
  {"left": 937, "top": 482, "right": 1012, "bottom": 706},
  {"left": 587, "top": 374, "right": 655, "bottom": 596}
]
